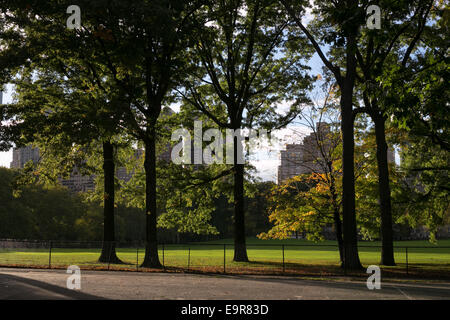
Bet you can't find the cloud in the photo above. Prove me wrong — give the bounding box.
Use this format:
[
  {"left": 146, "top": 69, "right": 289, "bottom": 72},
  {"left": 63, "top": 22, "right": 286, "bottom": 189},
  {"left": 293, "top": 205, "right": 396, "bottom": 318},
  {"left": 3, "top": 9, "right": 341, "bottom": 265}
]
[
  {"left": 248, "top": 125, "right": 312, "bottom": 182},
  {"left": 0, "top": 151, "right": 12, "bottom": 168},
  {"left": 250, "top": 159, "right": 279, "bottom": 182}
]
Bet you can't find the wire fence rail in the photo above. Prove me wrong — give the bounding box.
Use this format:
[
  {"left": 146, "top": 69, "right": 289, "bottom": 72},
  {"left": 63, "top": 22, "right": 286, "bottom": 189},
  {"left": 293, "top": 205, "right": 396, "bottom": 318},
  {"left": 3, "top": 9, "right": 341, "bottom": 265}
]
[{"left": 0, "top": 239, "right": 449, "bottom": 278}]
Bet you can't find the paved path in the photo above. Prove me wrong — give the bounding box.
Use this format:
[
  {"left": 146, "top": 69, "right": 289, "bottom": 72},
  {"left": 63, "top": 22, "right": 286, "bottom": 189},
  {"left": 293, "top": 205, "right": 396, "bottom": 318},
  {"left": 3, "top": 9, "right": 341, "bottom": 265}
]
[{"left": 0, "top": 268, "right": 449, "bottom": 300}]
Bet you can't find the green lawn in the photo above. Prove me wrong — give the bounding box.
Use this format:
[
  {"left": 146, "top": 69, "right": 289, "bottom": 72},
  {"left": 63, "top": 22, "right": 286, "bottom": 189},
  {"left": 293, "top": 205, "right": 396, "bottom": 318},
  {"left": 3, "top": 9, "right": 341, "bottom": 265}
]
[{"left": 1, "top": 238, "right": 449, "bottom": 275}]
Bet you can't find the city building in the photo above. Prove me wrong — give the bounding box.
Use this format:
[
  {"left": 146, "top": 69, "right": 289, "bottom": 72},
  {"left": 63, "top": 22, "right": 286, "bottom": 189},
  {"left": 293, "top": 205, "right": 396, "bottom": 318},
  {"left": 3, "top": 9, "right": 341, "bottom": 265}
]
[
  {"left": 277, "top": 122, "right": 396, "bottom": 184},
  {"left": 10, "top": 146, "right": 96, "bottom": 192},
  {"left": 277, "top": 122, "right": 331, "bottom": 184},
  {"left": 10, "top": 145, "right": 40, "bottom": 169},
  {"left": 59, "top": 169, "right": 96, "bottom": 193}
]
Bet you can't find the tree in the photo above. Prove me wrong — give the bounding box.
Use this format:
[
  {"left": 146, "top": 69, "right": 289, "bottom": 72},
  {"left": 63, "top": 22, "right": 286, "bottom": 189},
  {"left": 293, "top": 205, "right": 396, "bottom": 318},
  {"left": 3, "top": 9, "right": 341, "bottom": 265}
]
[
  {"left": 281, "top": 0, "right": 365, "bottom": 269},
  {"left": 4, "top": 0, "right": 206, "bottom": 268},
  {"left": 260, "top": 86, "right": 346, "bottom": 262},
  {"left": 116, "top": 118, "right": 221, "bottom": 242},
  {"left": 83, "top": 0, "right": 206, "bottom": 268},
  {"left": 381, "top": 3, "right": 449, "bottom": 152},
  {"left": 0, "top": 2, "right": 37, "bottom": 151},
  {"left": 353, "top": 0, "right": 441, "bottom": 266},
  {"left": 260, "top": 174, "right": 341, "bottom": 243},
  {"left": 0, "top": 167, "right": 91, "bottom": 240},
  {"left": 394, "top": 131, "right": 449, "bottom": 241},
  {"left": 181, "top": 0, "right": 313, "bottom": 261},
  {"left": 0, "top": 166, "right": 153, "bottom": 242},
  {"left": 353, "top": 120, "right": 402, "bottom": 241},
  {"left": 378, "top": 2, "right": 449, "bottom": 242},
  {"left": 245, "top": 181, "right": 275, "bottom": 236},
  {"left": 0, "top": 5, "right": 131, "bottom": 262}
]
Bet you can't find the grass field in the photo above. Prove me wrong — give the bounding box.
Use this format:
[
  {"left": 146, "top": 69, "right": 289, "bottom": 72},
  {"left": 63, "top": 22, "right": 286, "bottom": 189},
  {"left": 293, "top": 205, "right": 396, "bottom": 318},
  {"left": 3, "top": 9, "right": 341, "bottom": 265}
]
[{"left": 1, "top": 238, "right": 449, "bottom": 277}]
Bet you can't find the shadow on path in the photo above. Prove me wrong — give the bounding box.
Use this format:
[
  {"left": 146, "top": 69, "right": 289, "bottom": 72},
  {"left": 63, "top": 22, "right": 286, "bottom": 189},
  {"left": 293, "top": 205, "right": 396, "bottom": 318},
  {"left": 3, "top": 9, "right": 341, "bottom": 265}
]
[{"left": 0, "top": 272, "right": 105, "bottom": 300}]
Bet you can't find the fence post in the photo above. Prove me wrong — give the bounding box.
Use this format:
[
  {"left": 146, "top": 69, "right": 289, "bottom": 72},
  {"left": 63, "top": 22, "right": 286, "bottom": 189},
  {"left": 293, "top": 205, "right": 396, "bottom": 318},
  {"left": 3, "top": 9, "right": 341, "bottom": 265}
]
[
  {"left": 48, "top": 241, "right": 52, "bottom": 269},
  {"left": 223, "top": 244, "right": 226, "bottom": 274},
  {"left": 282, "top": 244, "right": 285, "bottom": 273},
  {"left": 406, "top": 247, "right": 409, "bottom": 276},
  {"left": 187, "top": 247, "right": 191, "bottom": 271}
]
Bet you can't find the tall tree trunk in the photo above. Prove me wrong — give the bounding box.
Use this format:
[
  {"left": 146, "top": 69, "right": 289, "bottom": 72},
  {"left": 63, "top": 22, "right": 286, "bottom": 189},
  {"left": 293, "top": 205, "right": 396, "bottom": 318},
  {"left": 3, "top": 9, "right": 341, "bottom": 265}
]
[
  {"left": 373, "top": 112, "right": 396, "bottom": 266},
  {"left": 99, "top": 140, "right": 121, "bottom": 264},
  {"left": 141, "top": 132, "right": 162, "bottom": 268},
  {"left": 330, "top": 175, "right": 344, "bottom": 265},
  {"left": 340, "top": 34, "right": 362, "bottom": 270},
  {"left": 333, "top": 207, "right": 344, "bottom": 265},
  {"left": 233, "top": 134, "right": 249, "bottom": 262}
]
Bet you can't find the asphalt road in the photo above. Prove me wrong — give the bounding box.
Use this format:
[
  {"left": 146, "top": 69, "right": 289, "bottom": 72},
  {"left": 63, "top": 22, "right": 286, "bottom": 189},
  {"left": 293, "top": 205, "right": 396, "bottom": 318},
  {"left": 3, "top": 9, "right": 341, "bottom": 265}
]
[{"left": 0, "top": 267, "right": 449, "bottom": 300}]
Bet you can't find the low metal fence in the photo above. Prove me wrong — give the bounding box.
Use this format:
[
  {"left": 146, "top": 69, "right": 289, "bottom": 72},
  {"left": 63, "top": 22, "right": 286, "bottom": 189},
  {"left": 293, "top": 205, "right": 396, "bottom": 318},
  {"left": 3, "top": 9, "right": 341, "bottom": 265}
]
[{"left": 0, "top": 239, "right": 449, "bottom": 278}]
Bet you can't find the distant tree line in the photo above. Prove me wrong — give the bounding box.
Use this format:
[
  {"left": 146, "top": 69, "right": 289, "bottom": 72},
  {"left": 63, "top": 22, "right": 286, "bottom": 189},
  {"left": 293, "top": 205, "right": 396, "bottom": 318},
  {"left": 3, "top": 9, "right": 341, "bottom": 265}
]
[{"left": 0, "top": 167, "right": 274, "bottom": 243}]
